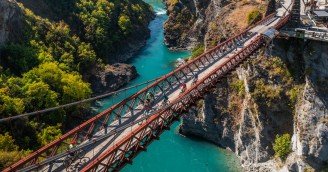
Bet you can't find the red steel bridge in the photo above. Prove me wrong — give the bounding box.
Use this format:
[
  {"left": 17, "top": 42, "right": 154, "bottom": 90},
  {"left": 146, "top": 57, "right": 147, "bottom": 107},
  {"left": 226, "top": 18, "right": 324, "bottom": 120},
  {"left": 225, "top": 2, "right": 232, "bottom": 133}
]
[{"left": 4, "top": 1, "right": 294, "bottom": 171}]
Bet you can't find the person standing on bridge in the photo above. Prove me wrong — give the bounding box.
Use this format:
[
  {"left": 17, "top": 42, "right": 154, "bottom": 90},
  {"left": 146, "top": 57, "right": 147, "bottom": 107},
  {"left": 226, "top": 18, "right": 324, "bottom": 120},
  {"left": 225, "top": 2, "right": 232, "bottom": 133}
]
[
  {"left": 192, "top": 74, "right": 198, "bottom": 85},
  {"left": 146, "top": 92, "right": 153, "bottom": 103},
  {"left": 143, "top": 104, "right": 150, "bottom": 115},
  {"left": 180, "top": 83, "right": 187, "bottom": 93},
  {"left": 163, "top": 94, "right": 169, "bottom": 105},
  {"left": 68, "top": 140, "right": 76, "bottom": 157},
  {"left": 145, "top": 99, "right": 150, "bottom": 106}
]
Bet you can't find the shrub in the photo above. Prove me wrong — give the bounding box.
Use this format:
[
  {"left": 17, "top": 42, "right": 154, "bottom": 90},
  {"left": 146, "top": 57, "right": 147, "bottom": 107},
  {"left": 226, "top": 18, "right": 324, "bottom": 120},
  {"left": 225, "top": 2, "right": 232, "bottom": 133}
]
[
  {"left": 246, "top": 10, "right": 262, "bottom": 24},
  {"left": 168, "top": 0, "right": 179, "bottom": 7},
  {"left": 190, "top": 44, "right": 205, "bottom": 60},
  {"left": 231, "top": 79, "right": 245, "bottom": 96},
  {"left": 273, "top": 134, "right": 291, "bottom": 160},
  {"left": 252, "top": 79, "right": 282, "bottom": 107}
]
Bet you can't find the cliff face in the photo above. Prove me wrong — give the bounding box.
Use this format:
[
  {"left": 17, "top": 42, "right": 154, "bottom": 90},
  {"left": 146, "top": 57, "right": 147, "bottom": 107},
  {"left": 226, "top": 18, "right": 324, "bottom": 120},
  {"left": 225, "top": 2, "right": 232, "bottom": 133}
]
[
  {"left": 164, "top": 0, "right": 265, "bottom": 50},
  {"left": 164, "top": 0, "right": 223, "bottom": 50},
  {"left": 290, "top": 41, "right": 328, "bottom": 171},
  {"left": 0, "top": 0, "right": 23, "bottom": 45},
  {"left": 179, "top": 39, "right": 328, "bottom": 171},
  {"left": 163, "top": 0, "right": 213, "bottom": 50}
]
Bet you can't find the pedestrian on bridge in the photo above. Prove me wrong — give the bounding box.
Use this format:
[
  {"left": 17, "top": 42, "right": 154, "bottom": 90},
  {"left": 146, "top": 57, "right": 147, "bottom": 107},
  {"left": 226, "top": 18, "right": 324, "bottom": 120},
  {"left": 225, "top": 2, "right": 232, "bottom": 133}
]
[
  {"left": 163, "top": 94, "right": 169, "bottom": 105},
  {"left": 180, "top": 83, "right": 187, "bottom": 94},
  {"left": 143, "top": 104, "right": 150, "bottom": 115},
  {"left": 68, "top": 140, "right": 76, "bottom": 157},
  {"left": 146, "top": 92, "right": 153, "bottom": 103}
]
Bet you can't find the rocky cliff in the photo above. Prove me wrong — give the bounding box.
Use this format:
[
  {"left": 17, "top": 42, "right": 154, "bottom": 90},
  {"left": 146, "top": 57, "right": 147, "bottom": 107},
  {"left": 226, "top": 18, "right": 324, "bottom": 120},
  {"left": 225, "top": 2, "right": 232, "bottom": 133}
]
[
  {"left": 179, "top": 39, "right": 328, "bottom": 171},
  {"left": 0, "top": 0, "right": 23, "bottom": 45},
  {"left": 87, "top": 63, "right": 138, "bottom": 95},
  {"left": 164, "top": 0, "right": 265, "bottom": 50}
]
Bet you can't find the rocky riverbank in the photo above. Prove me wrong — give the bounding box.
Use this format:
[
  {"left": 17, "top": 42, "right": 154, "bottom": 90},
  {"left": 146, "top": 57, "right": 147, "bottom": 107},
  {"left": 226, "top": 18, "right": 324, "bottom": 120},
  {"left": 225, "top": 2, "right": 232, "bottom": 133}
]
[
  {"left": 179, "top": 38, "right": 328, "bottom": 171},
  {"left": 88, "top": 63, "right": 138, "bottom": 95}
]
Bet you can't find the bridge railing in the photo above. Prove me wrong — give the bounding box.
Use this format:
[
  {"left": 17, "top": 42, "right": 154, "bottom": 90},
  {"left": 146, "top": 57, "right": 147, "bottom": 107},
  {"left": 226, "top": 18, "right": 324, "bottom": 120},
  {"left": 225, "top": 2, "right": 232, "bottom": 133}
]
[{"left": 4, "top": 12, "right": 278, "bottom": 172}]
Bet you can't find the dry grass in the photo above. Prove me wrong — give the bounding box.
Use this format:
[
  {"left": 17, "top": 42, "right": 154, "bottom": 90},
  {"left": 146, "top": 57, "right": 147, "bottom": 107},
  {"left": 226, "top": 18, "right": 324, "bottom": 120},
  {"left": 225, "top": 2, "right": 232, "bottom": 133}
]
[{"left": 225, "top": 4, "right": 259, "bottom": 30}]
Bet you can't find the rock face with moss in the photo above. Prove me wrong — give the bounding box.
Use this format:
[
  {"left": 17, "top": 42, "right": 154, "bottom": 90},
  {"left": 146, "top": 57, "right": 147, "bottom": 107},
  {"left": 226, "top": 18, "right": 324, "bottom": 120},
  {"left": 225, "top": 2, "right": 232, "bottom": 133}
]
[
  {"left": 179, "top": 39, "right": 328, "bottom": 171},
  {"left": 163, "top": 0, "right": 219, "bottom": 50},
  {"left": 0, "top": 0, "right": 23, "bottom": 45},
  {"left": 288, "top": 40, "right": 328, "bottom": 171}
]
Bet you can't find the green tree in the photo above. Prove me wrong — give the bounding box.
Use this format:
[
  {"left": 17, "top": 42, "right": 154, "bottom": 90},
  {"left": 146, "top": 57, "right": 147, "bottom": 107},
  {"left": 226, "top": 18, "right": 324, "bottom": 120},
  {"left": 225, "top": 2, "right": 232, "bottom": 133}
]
[
  {"left": 190, "top": 44, "right": 205, "bottom": 60},
  {"left": 23, "top": 62, "right": 63, "bottom": 92},
  {"left": 0, "top": 88, "right": 25, "bottom": 118},
  {"left": 22, "top": 81, "right": 62, "bottom": 124},
  {"left": 0, "top": 132, "right": 18, "bottom": 151},
  {"left": 37, "top": 124, "right": 62, "bottom": 146},
  {"left": 61, "top": 73, "right": 92, "bottom": 104},
  {"left": 273, "top": 134, "right": 291, "bottom": 160},
  {"left": 0, "top": 150, "right": 28, "bottom": 171},
  {"left": 118, "top": 14, "right": 131, "bottom": 36},
  {"left": 247, "top": 10, "right": 262, "bottom": 24}
]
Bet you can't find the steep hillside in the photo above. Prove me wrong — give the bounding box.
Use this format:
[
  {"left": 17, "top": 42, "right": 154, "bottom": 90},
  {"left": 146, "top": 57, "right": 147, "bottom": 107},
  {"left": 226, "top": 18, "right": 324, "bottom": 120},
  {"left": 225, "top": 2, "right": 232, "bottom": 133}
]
[
  {"left": 16, "top": 0, "right": 154, "bottom": 63},
  {"left": 0, "top": 0, "right": 153, "bottom": 170}
]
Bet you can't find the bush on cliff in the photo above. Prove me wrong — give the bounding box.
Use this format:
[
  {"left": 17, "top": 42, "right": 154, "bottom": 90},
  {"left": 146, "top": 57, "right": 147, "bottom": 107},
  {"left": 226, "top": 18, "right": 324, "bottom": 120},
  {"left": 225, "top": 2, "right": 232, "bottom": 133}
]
[
  {"left": 273, "top": 133, "right": 291, "bottom": 160},
  {"left": 190, "top": 44, "right": 205, "bottom": 60},
  {"left": 246, "top": 10, "right": 262, "bottom": 24}
]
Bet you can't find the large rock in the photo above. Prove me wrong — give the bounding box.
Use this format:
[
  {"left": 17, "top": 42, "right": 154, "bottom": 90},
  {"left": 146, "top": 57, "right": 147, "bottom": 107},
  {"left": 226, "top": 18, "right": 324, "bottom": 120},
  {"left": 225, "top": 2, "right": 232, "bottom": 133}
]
[
  {"left": 90, "top": 63, "right": 138, "bottom": 95},
  {"left": 0, "top": 0, "right": 23, "bottom": 45}
]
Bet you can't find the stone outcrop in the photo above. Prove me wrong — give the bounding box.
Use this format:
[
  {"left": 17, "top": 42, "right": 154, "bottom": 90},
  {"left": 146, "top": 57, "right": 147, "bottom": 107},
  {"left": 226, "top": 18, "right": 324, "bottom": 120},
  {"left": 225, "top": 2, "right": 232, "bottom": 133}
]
[
  {"left": 163, "top": 0, "right": 268, "bottom": 51},
  {"left": 164, "top": 0, "right": 223, "bottom": 50},
  {"left": 89, "top": 63, "right": 138, "bottom": 95},
  {"left": 0, "top": 0, "right": 23, "bottom": 45},
  {"left": 179, "top": 39, "right": 328, "bottom": 171}
]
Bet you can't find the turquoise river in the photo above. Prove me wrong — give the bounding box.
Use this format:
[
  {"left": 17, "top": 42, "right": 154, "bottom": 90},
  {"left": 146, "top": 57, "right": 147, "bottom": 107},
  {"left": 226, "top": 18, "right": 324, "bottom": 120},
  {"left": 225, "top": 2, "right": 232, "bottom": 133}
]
[{"left": 96, "top": 0, "right": 242, "bottom": 171}]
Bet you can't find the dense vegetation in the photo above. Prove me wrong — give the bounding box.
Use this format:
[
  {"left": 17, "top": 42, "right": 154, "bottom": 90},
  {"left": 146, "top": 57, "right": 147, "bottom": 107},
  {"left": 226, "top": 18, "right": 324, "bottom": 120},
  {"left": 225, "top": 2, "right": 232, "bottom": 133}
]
[{"left": 0, "top": 0, "right": 152, "bottom": 170}]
